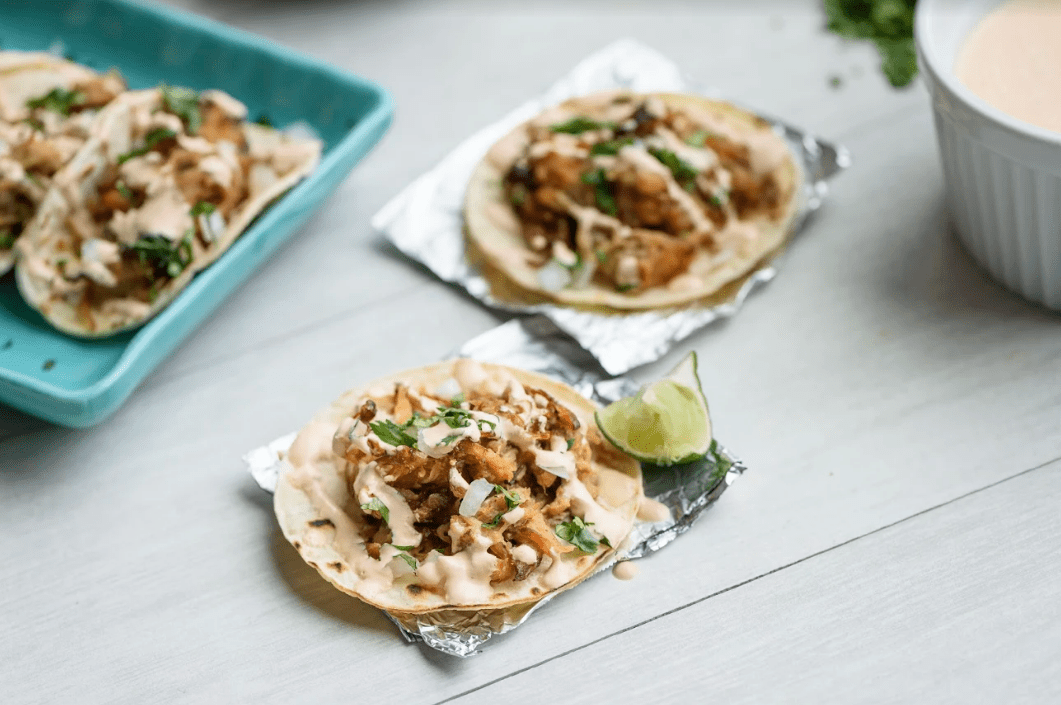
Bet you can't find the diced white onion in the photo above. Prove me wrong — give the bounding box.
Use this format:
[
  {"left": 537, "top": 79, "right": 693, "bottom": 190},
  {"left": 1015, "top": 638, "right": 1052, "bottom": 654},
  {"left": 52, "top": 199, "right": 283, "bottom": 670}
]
[
  {"left": 539, "top": 464, "right": 569, "bottom": 479},
  {"left": 282, "top": 120, "right": 320, "bottom": 142},
  {"left": 537, "top": 259, "right": 571, "bottom": 292},
  {"left": 459, "top": 478, "right": 495, "bottom": 517},
  {"left": 434, "top": 377, "right": 461, "bottom": 400}
]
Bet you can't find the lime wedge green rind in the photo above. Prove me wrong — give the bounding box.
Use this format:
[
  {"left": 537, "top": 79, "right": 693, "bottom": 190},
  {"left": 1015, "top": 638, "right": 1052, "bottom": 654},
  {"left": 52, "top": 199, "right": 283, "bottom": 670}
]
[{"left": 595, "top": 351, "right": 712, "bottom": 466}]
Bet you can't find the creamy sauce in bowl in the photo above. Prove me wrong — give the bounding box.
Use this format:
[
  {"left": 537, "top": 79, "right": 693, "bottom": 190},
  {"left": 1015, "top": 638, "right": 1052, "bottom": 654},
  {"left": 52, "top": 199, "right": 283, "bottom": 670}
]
[{"left": 956, "top": 0, "right": 1061, "bottom": 134}]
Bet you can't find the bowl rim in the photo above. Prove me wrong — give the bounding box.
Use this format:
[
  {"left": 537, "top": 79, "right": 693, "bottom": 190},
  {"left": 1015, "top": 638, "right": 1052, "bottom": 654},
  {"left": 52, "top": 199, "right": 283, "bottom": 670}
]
[{"left": 915, "top": 0, "right": 1061, "bottom": 148}]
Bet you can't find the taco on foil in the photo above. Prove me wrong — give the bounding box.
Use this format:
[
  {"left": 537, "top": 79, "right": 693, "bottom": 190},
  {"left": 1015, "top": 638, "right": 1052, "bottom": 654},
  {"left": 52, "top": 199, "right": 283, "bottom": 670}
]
[
  {"left": 14, "top": 85, "right": 321, "bottom": 336},
  {"left": 464, "top": 90, "right": 803, "bottom": 310},
  {"left": 275, "top": 360, "right": 643, "bottom": 626},
  {"left": 1, "top": 51, "right": 126, "bottom": 272}
]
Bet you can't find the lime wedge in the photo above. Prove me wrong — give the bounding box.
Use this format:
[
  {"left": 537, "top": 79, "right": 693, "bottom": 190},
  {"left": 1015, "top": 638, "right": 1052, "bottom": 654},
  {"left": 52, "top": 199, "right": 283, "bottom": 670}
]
[{"left": 595, "top": 352, "right": 711, "bottom": 465}]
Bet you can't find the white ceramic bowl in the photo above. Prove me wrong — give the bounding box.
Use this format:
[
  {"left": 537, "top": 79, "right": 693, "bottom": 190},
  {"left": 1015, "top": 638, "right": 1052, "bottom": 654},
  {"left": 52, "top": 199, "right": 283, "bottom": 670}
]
[{"left": 916, "top": 0, "right": 1061, "bottom": 310}]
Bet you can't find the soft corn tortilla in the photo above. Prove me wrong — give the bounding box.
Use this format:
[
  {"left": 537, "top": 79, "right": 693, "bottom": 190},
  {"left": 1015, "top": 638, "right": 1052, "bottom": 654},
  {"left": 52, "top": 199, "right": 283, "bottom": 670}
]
[
  {"left": 274, "top": 360, "right": 643, "bottom": 617},
  {"left": 0, "top": 51, "right": 97, "bottom": 123},
  {"left": 14, "top": 89, "right": 320, "bottom": 337},
  {"left": 464, "top": 91, "right": 804, "bottom": 311}
]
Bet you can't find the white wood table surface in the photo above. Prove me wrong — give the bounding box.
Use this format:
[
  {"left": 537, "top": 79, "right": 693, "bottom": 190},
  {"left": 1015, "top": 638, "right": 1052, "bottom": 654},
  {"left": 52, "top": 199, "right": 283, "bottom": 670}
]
[{"left": 3, "top": 1, "right": 1061, "bottom": 703}]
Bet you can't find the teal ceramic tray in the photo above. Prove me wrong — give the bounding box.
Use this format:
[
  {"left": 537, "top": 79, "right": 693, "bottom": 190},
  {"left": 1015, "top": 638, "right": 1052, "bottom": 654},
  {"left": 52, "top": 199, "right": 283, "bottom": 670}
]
[{"left": 0, "top": 0, "right": 392, "bottom": 427}]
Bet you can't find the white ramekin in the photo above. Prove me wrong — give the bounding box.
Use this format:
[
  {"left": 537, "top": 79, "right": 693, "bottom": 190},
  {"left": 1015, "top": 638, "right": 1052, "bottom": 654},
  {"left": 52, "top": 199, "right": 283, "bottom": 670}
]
[{"left": 916, "top": 0, "right": 1061, "bottom": 310}]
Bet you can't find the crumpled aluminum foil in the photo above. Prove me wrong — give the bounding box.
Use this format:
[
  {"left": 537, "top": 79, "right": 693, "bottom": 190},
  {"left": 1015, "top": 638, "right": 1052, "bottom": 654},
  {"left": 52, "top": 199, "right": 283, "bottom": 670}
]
[
  {"left": 243, "top": 317, "right": 744, "bottom": 657},
  {"left": 373, "top": 38, "right": 849, "bottom": 375}
]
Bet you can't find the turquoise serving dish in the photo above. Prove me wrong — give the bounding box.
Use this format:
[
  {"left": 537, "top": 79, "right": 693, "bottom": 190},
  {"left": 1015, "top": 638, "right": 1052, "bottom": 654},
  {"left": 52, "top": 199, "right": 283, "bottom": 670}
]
[{"left": 0, "top": 0, "right": 393, "bottom": 427}]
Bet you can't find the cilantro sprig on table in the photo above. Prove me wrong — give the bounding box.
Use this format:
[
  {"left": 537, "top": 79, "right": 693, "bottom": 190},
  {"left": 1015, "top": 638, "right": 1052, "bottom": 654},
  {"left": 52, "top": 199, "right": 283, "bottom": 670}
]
[{"left": 824, "top": 0, "right": 918, "bottom": 88}]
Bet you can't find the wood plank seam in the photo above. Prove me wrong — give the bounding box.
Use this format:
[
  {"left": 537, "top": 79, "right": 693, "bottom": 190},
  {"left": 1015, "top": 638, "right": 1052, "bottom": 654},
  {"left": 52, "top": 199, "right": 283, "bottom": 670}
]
[{"left": 432, "top": 453, "right": 1061, "bottom": 705}]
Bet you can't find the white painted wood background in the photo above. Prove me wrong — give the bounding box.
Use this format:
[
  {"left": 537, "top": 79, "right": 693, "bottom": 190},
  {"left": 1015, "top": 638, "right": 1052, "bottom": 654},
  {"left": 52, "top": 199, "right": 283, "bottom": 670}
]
[{"left": 2, "top": 1, "right": 1060, "bottom": 703}]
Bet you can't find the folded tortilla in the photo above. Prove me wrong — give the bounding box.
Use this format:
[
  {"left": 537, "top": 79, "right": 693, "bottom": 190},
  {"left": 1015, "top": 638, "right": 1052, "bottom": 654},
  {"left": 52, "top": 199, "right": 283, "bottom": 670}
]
[
  {"left": 14, "top": 87, "right": 321, "bottom": 336},
  {"left": 275, "top": 359, "right": 643, "bottom": 619},
  {"left": 464, "top": 90, "right": 804, "bottom": 311},
  {"left": 0, "top": 51, "right": 125, "bottom": 274}
]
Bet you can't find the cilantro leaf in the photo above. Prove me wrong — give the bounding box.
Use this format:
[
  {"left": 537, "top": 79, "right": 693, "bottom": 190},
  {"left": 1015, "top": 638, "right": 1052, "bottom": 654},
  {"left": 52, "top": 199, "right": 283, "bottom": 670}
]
[
  {"left": 555, "top": 517, "right": 605, "bottom": 553},
  {"left": 581, "top": 168, "right": 617, "bottom": 216},
  {"left": 648, "top": 147, "right": 698, "bottom": 189},
  {"left": 117, "top": 127, "right": 176, "bottom": 164},
  {"left": 566, "top": 438, "right": 575, "bottom": 450},
  {"left": 483, "top": 513, "right": 504, "bottom": 529},
  {"left": 550, "top": 117, "right": 615, "bottom": 134},
  {"left": 495, "top": 485, "right": 522, "bottom": 511},
  {"left": 391, "top": 544, "right": 415, "bottom": 551},
  {"left": 0, "top": 230, "right": 15, "bottom": 250},
  {"left": 115, "top": 181, "right": 134, "bottom": 202},
  {"left": 685, "top": 130, "right": 711, "bottom": 148},
  {"left": 369, "top": 419, "right": 418, "bottom": 447},
  {"left": 589, "top": 137, "right": 634, "bottom": 156},
  {"left": 877, "top": 37, "right": 918, "bottom": 88},
  {"left": 360, "top": 497, "right": 390, "bottom": 524},
  {"left": 397, "top": 553, "right": 418, "bottom": 570},
  {"left": 26, "top": 87, "right": 84, "bottom": 116},
  {"left": 127, "top": 233, "right": 193, "bottom": 279},
  {"left": 160, "top": 84, "right": 202, "bottom": 134},
  {"left": 450, "top": 392, "right": 465, "bottom": 407},
  {"left": 190, "top": 201, "right": 216, "bottom": 217},
  {"left": 824, "top": 0, "right": 918, "bottom": 88}
]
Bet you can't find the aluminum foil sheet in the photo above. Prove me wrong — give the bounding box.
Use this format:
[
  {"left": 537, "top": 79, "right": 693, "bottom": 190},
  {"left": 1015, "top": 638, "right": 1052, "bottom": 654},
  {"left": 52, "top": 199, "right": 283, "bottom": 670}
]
[
  {"left": 243, "top": 318, "right": 744, "bottom": 657},
  {"left": 374, "top": 38, "right": 849, "bottom": 375}
]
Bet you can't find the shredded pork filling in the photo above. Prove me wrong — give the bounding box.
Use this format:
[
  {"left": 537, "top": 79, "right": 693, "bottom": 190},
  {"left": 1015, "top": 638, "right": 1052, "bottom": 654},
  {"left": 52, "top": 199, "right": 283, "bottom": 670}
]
[
  {"left": 503, "top": 95, "right": 787, "bottom": 293},
  {"left": 335, "top": 379, "right": 615, "bottom": 594}
]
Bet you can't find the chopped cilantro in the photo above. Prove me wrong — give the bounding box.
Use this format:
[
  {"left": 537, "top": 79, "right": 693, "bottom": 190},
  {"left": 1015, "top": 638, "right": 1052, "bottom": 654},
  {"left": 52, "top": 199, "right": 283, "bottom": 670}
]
[
  {"left": 709, "top": 189, "right": 730, "bottom": 207},
  {"left": 685, "top": 130, "right": 711, "bottom": 148},
  {"left": 190, "top": 201, "right": 216, "bottom": 217},
  {"left": 26, "top": 87, "right": 84, "bottom": 116},
  {"left": 595, "top": 249, "right": 607, "bottom": 265},
  {"left": 616, "top": 283, "right": 637, "bottom": 293},
  {"left": 566, "top": 438, "right": 575, "bottom": 450},
  {"left": 23, "top": 117, "right": 44, "bottom": 132},
  {"left": 483, "top": 514, "right": 504, "bottom": 529},
  {"left": 127, "top": 233, "right": 193, "bottom": 279},
  {"left": 397, "top": 553, "right": 418, "bottom": 570},
  {"left": 391, "top": 544, "right": 415, "bottom": 551},
  {"left": 450, "top": 392, "right": 466, "bottom": 407},
  {"left": 600, "top": 536, "right": 613, "bottom": 548},
  {"left": 0, "top": 230, "right": 15, "bottom": 249},
  {"left": 550, "top": 116, "right": 615, "bottom": 134},
  {"left": 555, "top": 517, "right": 604, "bottom": 553},
  {"left": 117, "top": 127, "right": 176, "bottom": 164},
  {"left": 648, "top": 147, "right": 698, "bottom": 189},
  {"left": 115, "top": 181, "right": 134, "bottom": 202},
  {"left": 369, "top": 419, "right": 418, "bottom": 447},
  {"left": 495, "top": 485, "right": 522, "bottom": 511},
  {"left": 581, "top": 168, "right": 617, "bottom": 216},
  {"left": 369, "top": 404, "right": 496, "bottom": 449},
  {"left": 824, "top": 0, "right": 917, "bottom": 88},
  {"left": 589, "top": 137, "right": 634, "bottom": 156},
  {"left": 160, "top": 84, "right": 202, "bottom": 134},
  {"left": 255, "top": 114, "right": 273, "bottom": 127},
  {"left": 360, "top": 497, "right": 390, "bottom": 524}
]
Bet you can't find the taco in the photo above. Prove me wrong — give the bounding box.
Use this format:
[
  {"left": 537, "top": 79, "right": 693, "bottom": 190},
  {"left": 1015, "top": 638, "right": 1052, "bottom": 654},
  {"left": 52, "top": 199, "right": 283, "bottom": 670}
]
[
  {"left": 14, "top": 85, "right": 321, "bottom": 336},
  {"left": 464, "top": 90, "right": 803, "bottom": 311},
  {"left": 0, "top": 51, "right": 126, "bottom": 273},
  {"left": 275, "top": 359, "right": 643, "bottom": 623}
]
